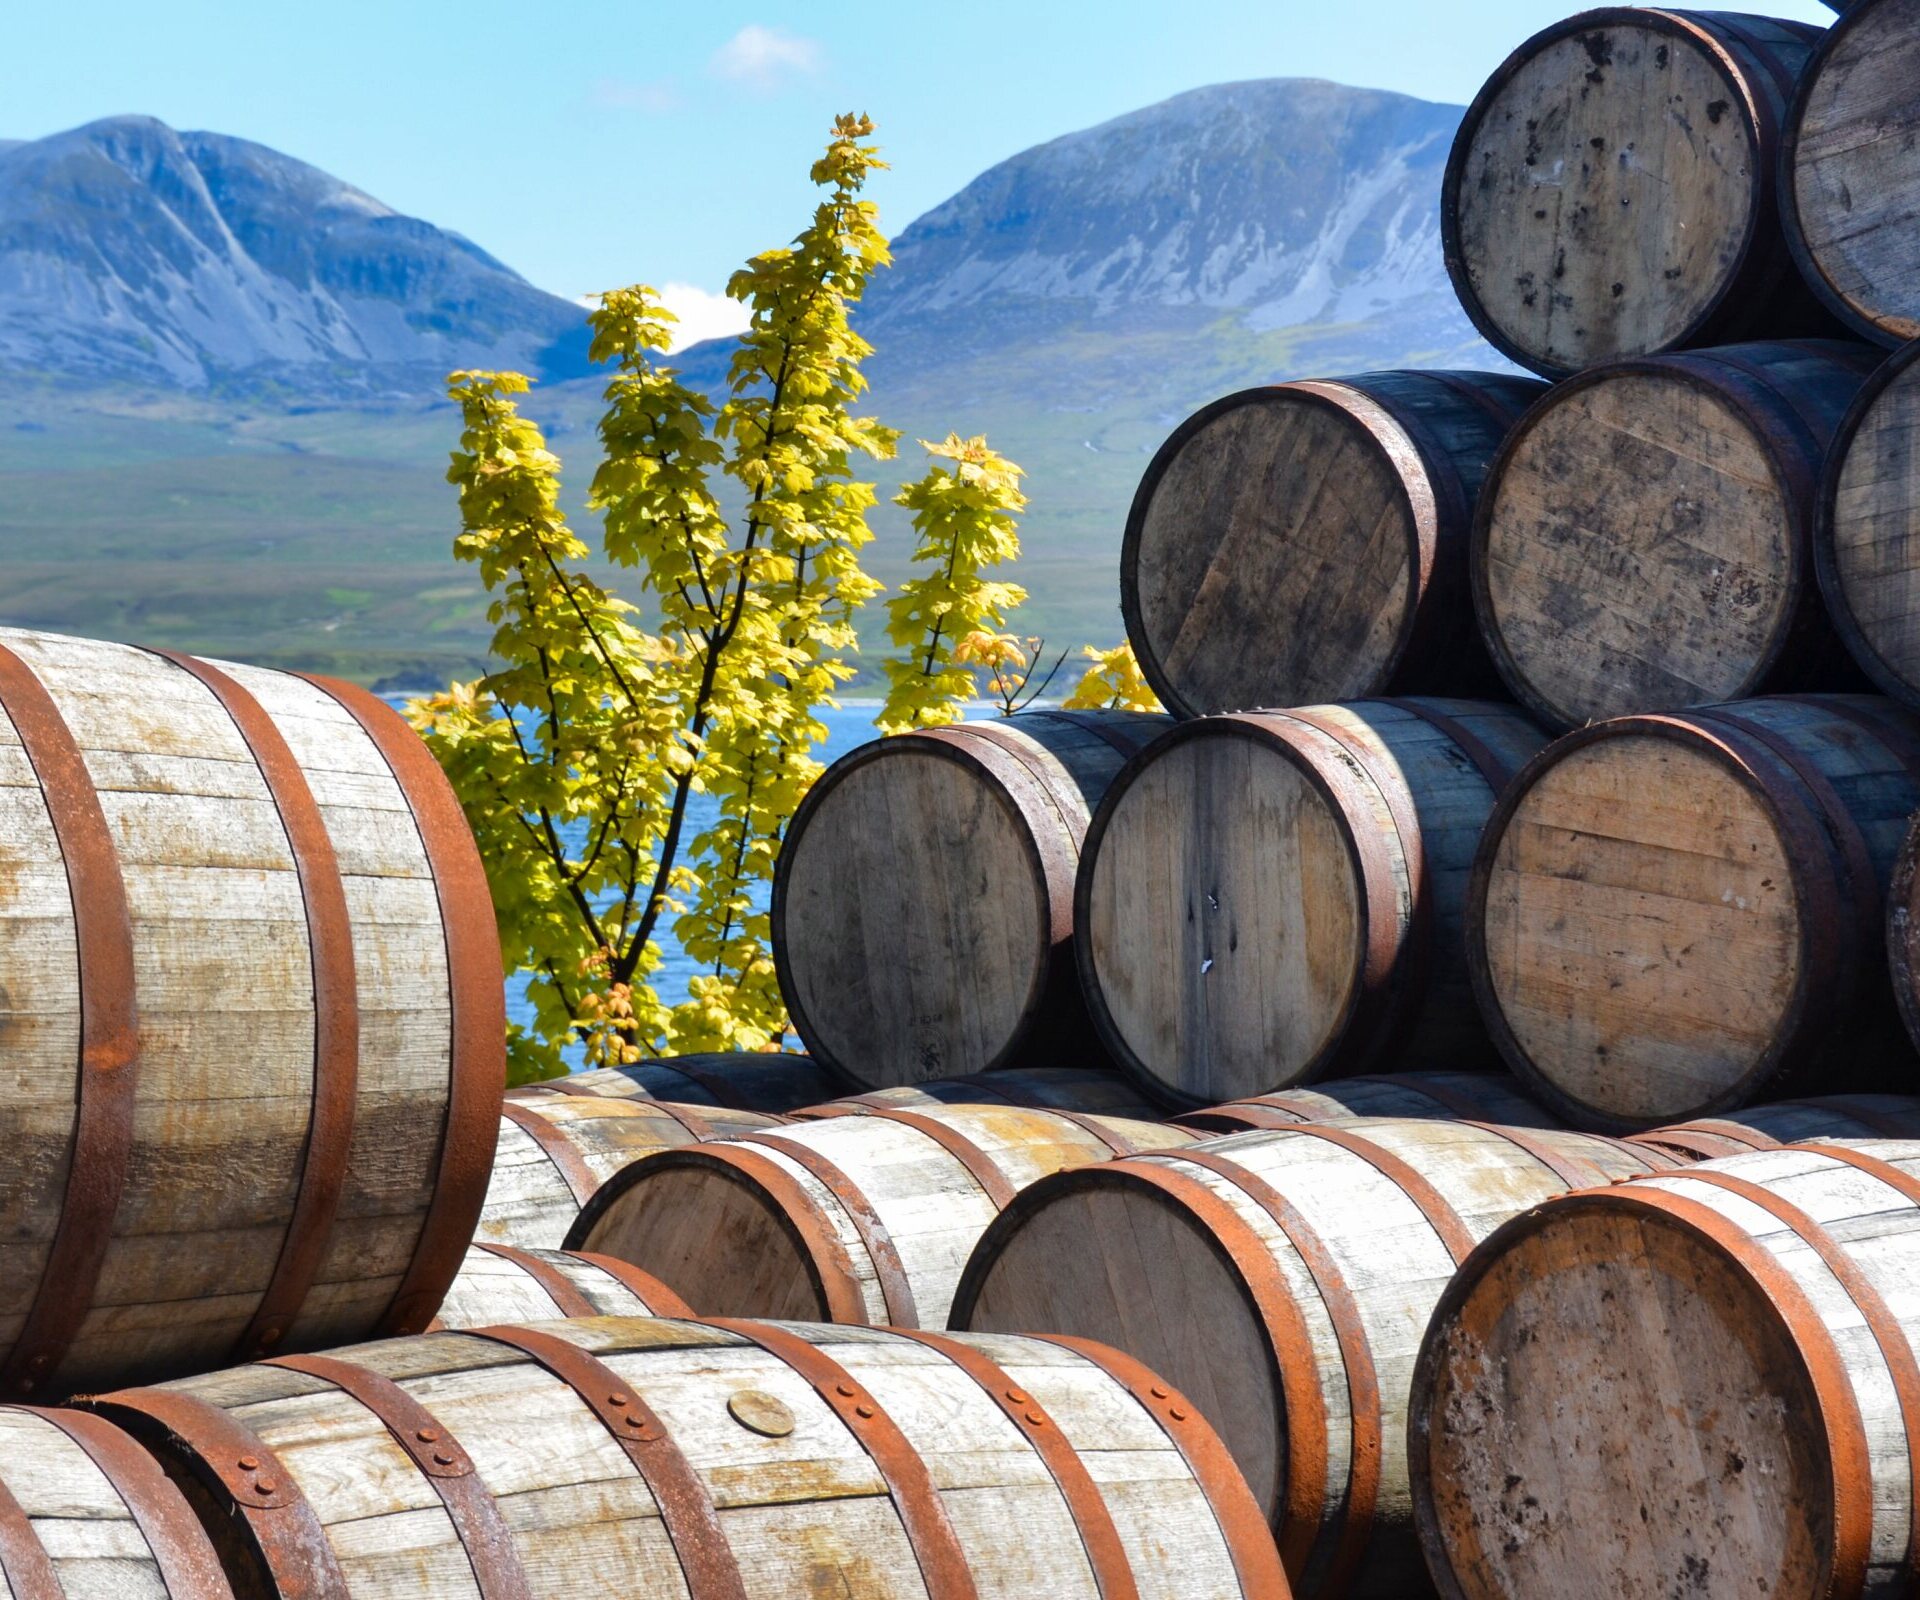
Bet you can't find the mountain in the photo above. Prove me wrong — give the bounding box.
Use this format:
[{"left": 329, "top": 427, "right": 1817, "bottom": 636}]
[
  {"left": 859, "top": 78, "right": 1484, "bottom": 363},
  {"left": 0, "top": 81, "right": 1500, "bottom": 685},
  {"left": 0, "top": 116, "right": 589, "bottom": 394}
]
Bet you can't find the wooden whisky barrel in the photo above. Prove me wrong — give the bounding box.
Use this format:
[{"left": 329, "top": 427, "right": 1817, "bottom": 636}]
[
  {"left": 1472, "top": 341, "right": 1882, "bottom": 731},
  {"left": 1411, "top": 1141, "right": 1920, "bottom": 1599},
  {"left": 773, "top": 710, "right": 1169, "bottom": 1088},
  {"left": 1175, "top": 1071, "right": 1557, "bottom": 1134},
  {"left": 1785, "top": 0, "right": 1920, "bottom": 345},
  {"left": 1121, "top": 371, "right": 1545, "bottom": 717},
  {"left": 1469, "top": 696, "right": 1920, "bottom": 1131},
  {"left": 952, "top": 1118, "right": 1673, "bottom": 1598},
  {"left": 507, "top": 1051, "right": 840, "bottom": 1112},
  {"left": 0, "top": 626, "right": 503, "bottom": 1398},
  {"left": 479, "top": 1096, "right": 784, "bottom": 1250},
  {"left": 1817, "top": 341, "right": 1920, "bottom": 710},
  {"left": 1079, "top": 700, "right": 1548, "bottom": 1108},
  {"left": 0, "top": 1403, "right": 236, "bottom": 1597},
  {"left": 430, "top": 1243, "right": 692, "bottom": 1329},
  {"left": 567, "top": 1105, "right": 1194, "bottom": 1328},
  {"left": 89, "top": 1317, "right": 1290, "bottom": 1600},
  {"left": 1445, "top": 10, "right": 1830, "bottom": 377},
  {"left": 790, "top": 1065, "right": 1165, "bottom": 1121},
  {"left": 1626, "top": 1094, "right": 1920, "bottom": 1160}
]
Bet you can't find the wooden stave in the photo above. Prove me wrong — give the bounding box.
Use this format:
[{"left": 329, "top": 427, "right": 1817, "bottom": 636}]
[
  {"left": 1816, "top": 339, "right": 1920, "bottom": 713},
  {"left": 86, "top": 1317, "right": 1284, "bottom": 1600},
  {"left": 1442, "top": 8, "right": 1833, "bottom": 379},
  {"left": 1782, "top": 0, "right": 1920, "bottom": 346},
  {"left": 1076, "top": 701, "right": 1547, "bottom": 1110},
  {"left": 771, "top": 714, "right": 1168, "bottom": 1091},
  {"left": 1119, "top": 371, "right": 1546, "bottom": 719},
  {"left": 787, "top": 1065, "right": 1166, "bottom": 1122},
  {"left": 1467, "top": 700, "right": 1920, "bottom": 1132},
  {"left": 479, "top": 1096, "right": 784, "bottom": 1252},
  {"left": 0, "top": 628, "right": 502, "bottom": 1396},
  {"left": 950, "top": 1118, "right": 1668, "bottom": 1598},
  {"left": 1629, "top": 1095, "right": 1920, "bottom": 1162},
  {"left": 1176, "top": 1072, "right": 1558, "bottom": 1134},
  {"left": 508, "top": 1052, "right": 841, "bottom": 1113},
  {"left": 429, "top": 1242, "right": 694, "bottom": 1329},
  {"left": 1407, "top": 1144, "right": 1920, "bottom": 1599},
  {"left": 564, "top": 1104, "right": 1194, "bottom": 1328},
  {"left": 1470, "top": 343, "right": 1882, "bottom": 734}
]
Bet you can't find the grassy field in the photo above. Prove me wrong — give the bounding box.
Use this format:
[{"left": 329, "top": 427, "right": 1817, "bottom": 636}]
[{"left": 0, "top": 306, "right": 1479, "bottom": 688}]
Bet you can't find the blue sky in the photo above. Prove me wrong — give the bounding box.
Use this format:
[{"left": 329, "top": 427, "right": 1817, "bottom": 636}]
[{"left": 5, "top": 0, "right": 1837, "bottom": 342}]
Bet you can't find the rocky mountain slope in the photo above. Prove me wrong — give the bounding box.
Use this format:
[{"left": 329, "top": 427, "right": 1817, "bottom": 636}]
[{"left": 0, "top": 116, "right": 588, "bottom": 393}]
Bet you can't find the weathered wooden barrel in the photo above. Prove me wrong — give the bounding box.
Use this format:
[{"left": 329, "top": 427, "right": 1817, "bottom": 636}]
[
  {"left": 88, "top": 1317, "right": 1291, "bottom": 1600},
  {"left": 790, "top": 1065, "right": 1165, "bottom": 1121},
  {"left": 566, "top": 1105, "right": 1194, "bottom": 1328},
  {"left": 507, "top": 1051, "right": 840, "bottom": 1112},
  {"left": 430, "top": 1243, "right": 692, "bottom": 1329},
  {"left": 1120, "top": 371, "right": 1545, "bottom": 717},
  {"left": 1410, "top": 1141, "right": 1920, "bottom": 1599},
  {"left": 0, "top": 1403, "right": 236, "bottom": 1596},
  {"left": 1469, "top": 696, "right": 1920, "bottom": 1130},
  {"left": 1625, "top": 1093, "right": 1920, "bottom": 1160},
  {"left": 1472, "top": 341, "right": 1882, "bottom": 730},
  {"left": 480, "top": 1096, "right": 784, "bottom": 1250},
  {"left": 1785, "top": 0, "right": 1920, "bottom": 345},
  {"left": 1175, "top": 1071, "right": 1557, "bottom": 1134},
  {"left": 0, "top": 626, "right": 504, "bottom": 1397},
  {"left": 1891, "top": 810, "right": 1920, "bottom": 1051},
  {"left": 1078, "top": 700, "right": 1548, "bottom": 1108},
  {"left": 1817, "top": 341, "right": 1920, "bottom": 711},
  {"left": 952, "top": 1118, "right": 1674, "bottom": 1598},
  {"left": 773, "top": 710, "right": 1170, "bottom": 1088},
  {"left": 1444, "top": 10, "right": 1830, "bottom": 377}
]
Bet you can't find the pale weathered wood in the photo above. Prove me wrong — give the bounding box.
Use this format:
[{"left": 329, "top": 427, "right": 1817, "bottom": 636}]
[
  {"left": 1411, "top": 1140, "right": 1920, "bottom": 1599},
  {"left": 1081, "top": 699, "right": 1546, "bottom": 1106},
  {"left": 1473, "top": 696, "right": 1920, "bottom": 1129},
  {"left": 1122, "top": 372, "right": 1544, "bottom": 716},
  {"left": 478, "top": 1098, "right": 783, "bottom": 1251},
  {"left": 1629, "top": 1094, "right": 1920, "bottom": 1160},
  {"left": 570, "top": 1105, "right": 1194, "bottom": 1327},
  {"left": 1178, "top": 1071, "right": 1557, "bottom": 1133},
  {"left": 104, "top": 1317, "right": 1280, "bottom": 1600},
  {"left": 431, "top": 1245, "right": 685, "bottom": 1327},
  {"left": 1474, "top": 343, "right": 1880, "bottom": 731},
  {"left": 1787, "top": 0, "right": 1920, "bottom": 344},
  {"left": 1447, "top": 11, "right": 1828, "bottom": 375},
  {"left": 773, "top": 711, "right": 1168, "bottom": 1089},
  {"left": 954, "top": 1117, "right": 1672, "bottom": 1599},
  {"left": 0, "top": 626, "right": 490, "bottom": 1394}
]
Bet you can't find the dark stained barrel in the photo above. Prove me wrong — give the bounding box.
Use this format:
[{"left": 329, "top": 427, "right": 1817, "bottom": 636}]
[
  {"left": 1121, "top": 371, "right": 1545, "bottom": 716},
  {"left": 508, "top": 1052, "right": 840, "bottom": 1112},
  {"left": 1446, "top": 9, "right": 1832, "bottom": 376}
]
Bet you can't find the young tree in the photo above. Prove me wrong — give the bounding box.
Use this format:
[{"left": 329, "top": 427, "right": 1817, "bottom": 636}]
[{"left": 412, "top": 115, "right": 896, "bottom": 1082}]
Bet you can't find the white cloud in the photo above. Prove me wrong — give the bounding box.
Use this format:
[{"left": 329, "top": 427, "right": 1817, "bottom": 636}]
[
  {"left": 592, "top": 77, "right": 681, "bottom": 114},
  {"left": 710, "top": 24, "right": 823, "bottom": 90},
  {"left": 654, "top": 283, "right": 751, "bottom": 353}
]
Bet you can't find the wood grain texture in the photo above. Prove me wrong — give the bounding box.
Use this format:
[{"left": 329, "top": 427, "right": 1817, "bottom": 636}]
[
  {"left": 507, "top": 1054, "right": 839, "bottom": 1114},
  {"left": 431, "top": 1245, "right": 690, "bottom": 1328},
  {"left": 773, "top": 712, "right": 1168, "bottom": 1089},
  {"left": 1176, "top": 1071, "right": 1557, "bottom": 1133},
  {"left": 0, "top": 628, "right": 496, "bottom": 1396},
  {"left": 1410, "top": 1141, "right": 1920, "bottom": 1600},
  {"left": 1820, "top": 341, "right": 1920, "bottom": 711},
  {"left": 569, "top": 1105, "right": 1195, "bottom": 1328},
  {"left": 1471, "top": 697, "right": 1920, "bottom": 1129},
  {"left": 93, "top": 1316, "right": 1284, "bottom": 1600},
  {"left": 1080, "top": 700, "right": 1547, "bottom": 1107},
  {"left": 1121, "top": 372, "right": 1544, "bottom": 716},
  {"left": 953, "top": 1117, "right": 1669, "bottom": 1599},
  {"left": 1629, "top": 1094, "right": 1920, "bottom": 1161},
  {"left": 790, "top": 1066, "right": 1165, "bottom": 1122},
  {"left": 1474, "top": 342, "right": 1880, "bottom": 731},
  {"left": 1786, "top": 0, "right": 1920, "bottom": 344},
  {"left": 1446, "top": 10, "right": 1829, "bottom": 376},
  {"left": 479, "top": 1098, "right": 783, "bottom": 1251}
]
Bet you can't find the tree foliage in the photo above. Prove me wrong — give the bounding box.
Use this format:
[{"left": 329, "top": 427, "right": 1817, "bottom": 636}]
[{"left": 1063, "top": 641, "right": 1162, "bottom": 712}]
